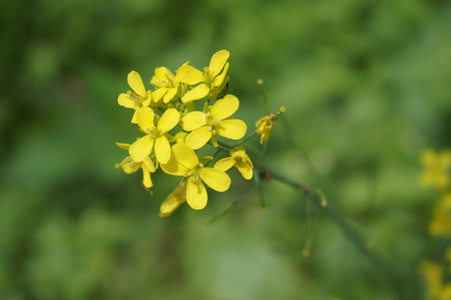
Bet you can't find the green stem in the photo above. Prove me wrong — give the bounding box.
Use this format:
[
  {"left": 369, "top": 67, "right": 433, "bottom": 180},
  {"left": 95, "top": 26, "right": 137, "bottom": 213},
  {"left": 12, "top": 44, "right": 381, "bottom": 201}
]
[
  {"left": 216, "top": 140, "right": 406, "bottom": 297},
  {"left": 253, "top": 160, "right": 407, "bottom": 299},
  {"left": 234, "top": 130, "right": 259, "bottom": 145},
  {"left": 259, "top": 85, "right": 270, "bottom": 115}
]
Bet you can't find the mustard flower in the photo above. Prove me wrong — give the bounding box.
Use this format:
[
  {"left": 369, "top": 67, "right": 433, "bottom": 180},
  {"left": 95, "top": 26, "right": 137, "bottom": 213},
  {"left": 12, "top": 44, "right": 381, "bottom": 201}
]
[
  {"left": 129, "top": 107, "right": 180, "bottom": 164},
  {"left": 182, "top": 94, "right": 247, "bottom": 149},
  {"left": 429, "top": 193, "right": 451, "bottom": 237},
  {"left": 117, "top": 71, "right": 152, "bottom": 123},
  {"left": 161, "top": 143, "right": 231, "bottom": 210},
  {"left": 159, "top": 181, "right": 187, "bottom": 217},
  {"left": 115, "top": 143, "right": 156, "bottom": 188},
  {"left": 177, "top": 50, "right": 230, "bottom": 103},
  {"left": 418, "top": 260, "right": 444, "bottom": 300},
  {"left": 214, "top": 146, "right": 254, "bottom": 180},
  {"left": 256, "top": 106, "right": 286, "bottom": 144},
  {"left": 150, "top": 66, "right": 186, "bottom": 103},
  {"left": 420, "top": 149, "right": 451, "bottom": 190},
  {"left": 442, "top": 285, "right": 451, "bottom": 300}
]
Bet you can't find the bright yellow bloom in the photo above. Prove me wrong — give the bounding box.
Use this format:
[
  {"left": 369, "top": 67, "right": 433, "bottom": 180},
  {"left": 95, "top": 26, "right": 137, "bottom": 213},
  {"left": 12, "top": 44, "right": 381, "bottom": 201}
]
[
  {"left": 115, "top": 143, "right": 156, "bottom": 188},
  {"left": 161, "top": 143, "right": 231, "bottom": 210},
  {"left": 440, "top": 285, "right": 451, "bottom": 300},
  {"left": 150, "top": 66, "right": 187, "bottom": 103},
  {"left": 182, "top": 94, "right": 247, "bottom": 149},
  {"left": 117, "top": 71, "right": 152, "bottom": 123},
  {"left": 159, "top": 182, "right": 187, "bottom": 217},
  {"left": 256, "top": 106, "right": 286, "bottom": 144},
  {"left": 129, "top": 107, "right": 180, "bottom": 164},
  {"left": 214, "top": 146, "right": 253, "bottom": 180},
  {"left": 429, "top": 193, "right": 451, "bottom": 237},
  {"left": 177, "top": 50, "right": 230, "bottom": 103},
  {"left": 420, "top": 149, "right": 451, "bottom": 190},
  {"left": 419, "top": 260, "right": 444, "bottom": 300}
]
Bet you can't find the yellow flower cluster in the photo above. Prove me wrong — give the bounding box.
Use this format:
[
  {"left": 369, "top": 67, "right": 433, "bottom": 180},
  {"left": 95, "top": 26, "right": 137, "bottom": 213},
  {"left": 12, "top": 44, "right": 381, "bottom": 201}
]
[
  {"left": 419, "top": 149, "right": 451, "bottom": 237},
  {"left": 419, "top": 148, "right": 451, "bottom": 299},
  {"left": 420, "top": 149, "right": 451, "bottom": 191},
  {"left": 419, "top": 256, "right": 451, "bottom": 300},
  {"left": 115, "top": 50, "right": 282, "bottom": 217}
]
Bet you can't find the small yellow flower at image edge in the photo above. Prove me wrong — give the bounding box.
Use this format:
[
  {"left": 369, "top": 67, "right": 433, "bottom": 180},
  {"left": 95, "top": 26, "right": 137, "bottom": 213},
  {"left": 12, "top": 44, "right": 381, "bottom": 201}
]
[{"left": 420, "top": 148, "right": 451, "bottom": 191}]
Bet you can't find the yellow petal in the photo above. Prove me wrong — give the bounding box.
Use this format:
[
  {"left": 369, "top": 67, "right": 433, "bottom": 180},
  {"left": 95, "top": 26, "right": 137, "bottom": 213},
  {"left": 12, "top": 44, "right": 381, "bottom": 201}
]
[
  {"left": 172, "top": 143, "right": 199, "bottom": 170},
  {"left": 129, "top": 135, "right": 154, "bottom": 162},
  {"left": 127, "top": 71, "right": 147, "bottom": 97},
  {"left": 181, "top": 84, "right": 210, "bottom": 103},
  {"left": 182, "top": 111, "right": 206, "bottom": 131},
  {"left": 209, "top": 50, "right": 230, "bottom": 77},
  {"left": 118, "top": 93, "right": 136, "bottom": 108},
  {"left": 150, "top": 75, "right": 162, "bottom": 87},
  {"left": 155, "top": 136, "right": 171, "bottom": 164},
  {"left": 142, "top": 157, "right": 156, "bottom": 172},
  {"left": 142, "top": 92, "right": 152, "bottom": 106},
  {"left": 131, "top": 110, "right": 138, "bottom": 124},
  {"left": 115, "top": 143, "right": 131, "bottom": 150},
  {"left": 216, "top": 119, "right": 247, "bottom": 140},
  {"left": 237, "top": 161, "right": 253, "bottom": 180},
  {"left": 210, "top": 94, "right": 239, "bottom": 120},
  {"left": 174, "top": 131, "right": 187, "bottom": 143},
  {"left": 157, "top": 108, "right": 179, "bottom": 133},
  {"left": 160, "top": 151, "right": 190, "bottom": 176},
  {"left": 186, "top": 177, "right": 208, "bottom": 210},
  {"left": 152, "top": 87, "right": 168, "bottom": 102},
  {"left": 213, "top": 62, "right": 229, "bottom": 87},
  {"left": 177, "top": 65, "right": 204, "bottom": 85},
  {"left": 136, "top": 107, "right": 155, "bottom": 132},
  {"left": 199, "top": 167, "right": 231, "bottom": 192},
  {"left": 121, "top": 160, "right": 140, "bottom": 174},
  {"left": 214, "top": 157, "right": 235, "bottom": 171},
  {"left": 154, "top": 67, "right": 174, "bottom": 84},
  {"left": 185, "top": 126, "right": 212, "bottom": 150},
  {"left": 142, "top": 166, "right": 153, "bottom": 188},
  {"left": 159, "top": 183, "right": 186, "bottom": 217},
  {"left": 163, "top": 87, "right": 178, "bottom": 103}
]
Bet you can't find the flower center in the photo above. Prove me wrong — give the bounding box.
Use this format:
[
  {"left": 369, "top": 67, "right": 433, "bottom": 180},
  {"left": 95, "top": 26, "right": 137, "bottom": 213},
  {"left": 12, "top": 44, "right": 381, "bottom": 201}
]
[{"left": 147, "top": 127, "right": 163, "bottom": 139}]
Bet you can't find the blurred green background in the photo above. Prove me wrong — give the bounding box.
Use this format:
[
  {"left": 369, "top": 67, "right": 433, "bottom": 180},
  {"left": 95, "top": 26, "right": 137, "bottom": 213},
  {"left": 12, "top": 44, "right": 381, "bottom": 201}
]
[{"left": 1, "top": 0, "right": 451, "bottom": 299}]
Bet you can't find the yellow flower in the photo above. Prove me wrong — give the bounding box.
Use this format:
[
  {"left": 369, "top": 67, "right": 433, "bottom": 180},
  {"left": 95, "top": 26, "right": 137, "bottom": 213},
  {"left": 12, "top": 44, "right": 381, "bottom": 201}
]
[
  {"left": 159, "top": 182, "right": 187, "bottom": 217},
  {"left": 420, "top": 149, "right": 451, "bottom": 190},
  {"left": 115, "top": 143, "right": 156, "bottom": 188},
  {"left": 429, "top": 193, "right": 451, "bottom": 237},
  {"left": 182, "top": 94, "right": 247, "bottom": 149},
  {"left": 129, "top": 107, "right": 180, "bottom": 164},
  {"left": 117, "top": 71, "right": 152, "bottom": 123},
  {"left": 214, "top": 146, "right": 254, "bottom": 180},
  {"left": 177, "top": 50, "right": 230, "bottom": 103},
  {"left": 150, "top": 66, "right": 186, "bottom": 103},
  {"left": 419, "top": 260, "right": 444, "bottom": 300},
  {"left": 256, "top": 106, "right": 286, "bottom": 144},
  {"left": 161, "top": 143, "right": 231, "bottom": 210},
  {"left": 441, "top": 285, "right": 451, "bottom": 300}
]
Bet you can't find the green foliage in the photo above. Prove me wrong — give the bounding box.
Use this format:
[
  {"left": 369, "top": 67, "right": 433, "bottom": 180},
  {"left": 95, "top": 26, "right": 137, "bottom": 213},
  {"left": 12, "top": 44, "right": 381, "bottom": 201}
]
[{"left": 1, "top": 0, "right": 451, "bottom": 299}]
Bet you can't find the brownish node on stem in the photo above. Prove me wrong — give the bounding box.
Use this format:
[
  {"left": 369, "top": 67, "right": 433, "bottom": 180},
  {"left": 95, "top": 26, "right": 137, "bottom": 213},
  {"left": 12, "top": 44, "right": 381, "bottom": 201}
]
[
  {"left": 260, "top": 171, "right": 272, "bottom": 181},
  {"left": 300, "top": 186, "right": 309, "bottom": 194}
]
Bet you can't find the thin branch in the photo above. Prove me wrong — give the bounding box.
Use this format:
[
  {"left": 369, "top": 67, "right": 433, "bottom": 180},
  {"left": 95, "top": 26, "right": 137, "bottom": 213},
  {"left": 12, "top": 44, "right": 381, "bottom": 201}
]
[{"left": 253, "top": 160, "right": 408, "bottom": 299}]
